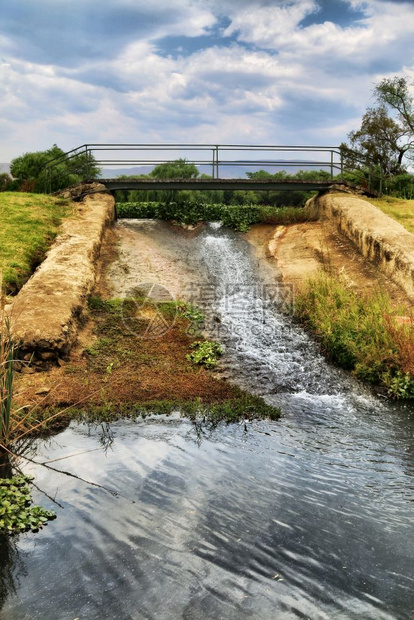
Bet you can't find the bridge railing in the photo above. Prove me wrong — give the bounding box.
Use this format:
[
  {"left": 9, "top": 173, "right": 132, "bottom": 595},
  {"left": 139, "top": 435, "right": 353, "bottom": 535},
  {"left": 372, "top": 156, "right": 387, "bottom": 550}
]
[{"left": 42, "top": 143, "right": 383, "bottom": 194}]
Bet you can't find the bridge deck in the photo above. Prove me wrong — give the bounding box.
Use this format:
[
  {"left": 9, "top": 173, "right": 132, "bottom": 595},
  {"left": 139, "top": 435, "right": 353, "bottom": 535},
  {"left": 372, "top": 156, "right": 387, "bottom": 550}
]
[{"left": 99, "top": 178, "right": 350, "bottom": 192}]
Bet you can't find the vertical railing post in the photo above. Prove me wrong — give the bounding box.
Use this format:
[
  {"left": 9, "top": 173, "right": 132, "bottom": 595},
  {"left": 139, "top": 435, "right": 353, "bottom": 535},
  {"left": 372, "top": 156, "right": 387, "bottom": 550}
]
[
  {"left": 85, "top": 144, "right": 90, "bottom": 181},
  {"left": 330, "top": 149, "right": 334, "bottom": 180},
  {"left": 212, "top": 148, "right": 216, "bottom": 179},
  {"left": 215, "top": 146, "right": 219, "bottom": 179},
  {"left": 44, "top": 166, "right": 49, "bottom": 194}
]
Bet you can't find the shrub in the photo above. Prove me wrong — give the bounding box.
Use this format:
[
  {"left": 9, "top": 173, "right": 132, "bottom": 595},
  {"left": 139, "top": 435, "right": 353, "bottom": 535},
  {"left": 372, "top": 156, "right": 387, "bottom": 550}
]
[
  {"left": 0, "top": 173, "right": 12, "bottom": 192},
  {"left": 384, "top": 173, "right": 414, "bottom": 199},
  {"left": 116, "top": 200, "right": 314, "bottom": 232}
]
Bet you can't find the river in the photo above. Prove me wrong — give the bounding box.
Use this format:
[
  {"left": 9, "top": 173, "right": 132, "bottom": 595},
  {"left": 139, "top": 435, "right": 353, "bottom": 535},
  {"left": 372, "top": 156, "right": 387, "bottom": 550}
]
[{"left": 1, "top": 220, "right": 413, "bottom": 619}]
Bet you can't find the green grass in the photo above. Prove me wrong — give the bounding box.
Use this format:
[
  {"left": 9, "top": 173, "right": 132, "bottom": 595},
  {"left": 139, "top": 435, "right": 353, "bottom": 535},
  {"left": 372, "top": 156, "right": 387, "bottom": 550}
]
[
  {"left": 295, "top": 273, "right": 414, "bottom": 398},
  {"left": 363, "top": 196, "right": 414, "bottom": 234},
  {"left": 64, "top": 393, "right": 281, "bottom": 427},
  {"left": 0, "top": 192, "right": 72, "bottom": 293}
]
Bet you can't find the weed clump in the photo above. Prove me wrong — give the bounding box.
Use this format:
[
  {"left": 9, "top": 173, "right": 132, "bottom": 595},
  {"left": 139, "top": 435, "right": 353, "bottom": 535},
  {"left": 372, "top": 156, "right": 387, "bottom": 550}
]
[
  {"left": 295, "top": 273, "right": 414, "bottom": 398},
  {"left": 186, "top": 340, "right": 223, "bottom": 368}
]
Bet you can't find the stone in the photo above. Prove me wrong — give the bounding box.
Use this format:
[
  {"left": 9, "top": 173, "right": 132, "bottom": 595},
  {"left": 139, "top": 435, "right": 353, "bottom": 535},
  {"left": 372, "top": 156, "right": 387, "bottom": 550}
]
[
  {"left": 35, "top": 387, "right": 51, "bottom": 395},
  {"left": 21, "top": 366, "right": 35, "bottom": 375},
  {"left": 37, "top": 351, "right": 56, "bottom": 361}
]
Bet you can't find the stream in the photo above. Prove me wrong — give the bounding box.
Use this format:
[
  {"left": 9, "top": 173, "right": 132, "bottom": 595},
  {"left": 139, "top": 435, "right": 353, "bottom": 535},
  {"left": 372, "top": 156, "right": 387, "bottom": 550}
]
[{"left": 1, "top": 221, "right": 413, "bottom": 619}]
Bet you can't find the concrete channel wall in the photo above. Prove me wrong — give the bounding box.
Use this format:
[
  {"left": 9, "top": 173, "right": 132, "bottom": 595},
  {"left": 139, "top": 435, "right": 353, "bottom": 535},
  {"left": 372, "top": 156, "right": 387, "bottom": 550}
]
[
  {"left": 10, "top": 185, "right": 115, "bottom": 367},
  {"left": 311, "top": 193, "right": 414, "bottom": 300}
]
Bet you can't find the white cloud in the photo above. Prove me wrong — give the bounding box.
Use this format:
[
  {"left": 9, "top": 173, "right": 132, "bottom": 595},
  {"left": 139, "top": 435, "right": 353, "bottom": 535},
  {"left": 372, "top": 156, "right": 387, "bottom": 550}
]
[
  {"left": 223, "top": 0, "right": 318, "bottom": 47},
  {"left": 0, "top": 0, "right": 413, "bottom": 161}
]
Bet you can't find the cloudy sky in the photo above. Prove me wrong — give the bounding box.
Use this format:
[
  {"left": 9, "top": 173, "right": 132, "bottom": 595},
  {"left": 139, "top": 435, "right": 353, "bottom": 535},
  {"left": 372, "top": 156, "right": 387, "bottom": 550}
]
[{"left": 0, "top": 0, "right": 413, "bottom": 162}]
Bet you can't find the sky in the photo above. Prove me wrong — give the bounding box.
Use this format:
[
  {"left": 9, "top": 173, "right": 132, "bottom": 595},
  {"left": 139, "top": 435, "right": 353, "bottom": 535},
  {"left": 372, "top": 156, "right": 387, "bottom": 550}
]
[{"left": 0, "top": 0, "right": 413, "bottom": 162}]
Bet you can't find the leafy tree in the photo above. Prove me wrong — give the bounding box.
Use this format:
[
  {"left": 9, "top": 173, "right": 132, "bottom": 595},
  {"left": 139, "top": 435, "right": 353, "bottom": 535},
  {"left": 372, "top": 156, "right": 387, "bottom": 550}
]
[
  {"left": 375, "top": 76, "right": 414, "bottom": 135},
  {"left": 10, "top": 145, "right": 100, "bottom": 193},
  {"left": 151, "top": 158, "right": 199, "bottom": 180},
  {"left": 343, "top": 76, "right": 414, "bottom": 180},
  {"left": 346, "top": 105, "right": 409, "bottom": 175}
]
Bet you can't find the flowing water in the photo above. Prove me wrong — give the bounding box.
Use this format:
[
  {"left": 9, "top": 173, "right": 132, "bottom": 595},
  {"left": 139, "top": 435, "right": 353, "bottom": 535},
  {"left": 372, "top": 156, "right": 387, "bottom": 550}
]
[{"left": 1, "top": 221, "right": 413, "bottom": 619}]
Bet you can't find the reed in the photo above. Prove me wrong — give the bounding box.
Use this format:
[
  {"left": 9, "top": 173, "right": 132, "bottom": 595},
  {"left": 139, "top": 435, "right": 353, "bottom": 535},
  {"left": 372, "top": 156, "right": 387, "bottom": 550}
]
[{"left": 0, "top": 278, "right": 15, "bottom": 445}]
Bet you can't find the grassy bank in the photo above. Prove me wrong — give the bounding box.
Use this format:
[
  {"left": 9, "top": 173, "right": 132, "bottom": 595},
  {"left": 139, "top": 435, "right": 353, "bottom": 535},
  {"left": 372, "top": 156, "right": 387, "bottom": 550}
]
[
  {"left": 12, "top": 296, "right": 281, "bottom": 436},
  {"left": 0, "top": 192, "right": 72, "bottom": 294},
  {"left": 116, "top": 201, "right": 317, "bottom": 231},
  {"left": 363, "top": 196, "right": 414, "bottom": 234},
  {"left": 296, "top": 274, "right": 414, "bottom": 398}
]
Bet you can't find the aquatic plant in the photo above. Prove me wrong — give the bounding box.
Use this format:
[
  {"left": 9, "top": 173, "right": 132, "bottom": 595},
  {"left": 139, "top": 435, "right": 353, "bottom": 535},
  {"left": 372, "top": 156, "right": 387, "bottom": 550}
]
[{"left": 0, "top": 475, "right": 55, "bottom": 534}]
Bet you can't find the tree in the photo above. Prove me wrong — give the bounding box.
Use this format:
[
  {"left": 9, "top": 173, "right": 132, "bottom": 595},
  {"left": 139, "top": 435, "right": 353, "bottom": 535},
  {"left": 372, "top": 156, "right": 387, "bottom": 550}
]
[
  {"left": 10, "top": 145, "right": 100, "bottom": 192},
  {"left": 151, "top": 158, "right": 199, "bottom": 180},
  {"left": 346, "top": 105, "right": 410, "bottom": 175},
  {"left": 375, "top": 76, "right": 414, "bottom": 135},
  {"left": 343, "top": 76, "right": 414, "bottom": 178}
]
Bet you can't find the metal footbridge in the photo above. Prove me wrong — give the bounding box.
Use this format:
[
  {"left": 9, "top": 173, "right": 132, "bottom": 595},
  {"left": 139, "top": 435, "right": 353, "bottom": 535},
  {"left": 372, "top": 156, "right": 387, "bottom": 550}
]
[{"left": 43, "top": 143, "right": 381, "bottom": 194}]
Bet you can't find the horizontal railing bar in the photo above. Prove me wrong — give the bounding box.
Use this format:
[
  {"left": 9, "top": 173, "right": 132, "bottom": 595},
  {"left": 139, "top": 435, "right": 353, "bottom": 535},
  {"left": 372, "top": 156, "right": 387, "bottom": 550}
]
[
  {"left": 81, "top": 143, "right": 341, "bottom": 148},
  {"left": 92, "top": 160, "right": 342, "bottom": 165}
]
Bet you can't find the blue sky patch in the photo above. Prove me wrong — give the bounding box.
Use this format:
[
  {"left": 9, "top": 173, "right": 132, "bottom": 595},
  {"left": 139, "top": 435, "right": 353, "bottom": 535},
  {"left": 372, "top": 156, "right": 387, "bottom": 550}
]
[{"left": 300, "top": 0, "right": 366, "bottom": 28}]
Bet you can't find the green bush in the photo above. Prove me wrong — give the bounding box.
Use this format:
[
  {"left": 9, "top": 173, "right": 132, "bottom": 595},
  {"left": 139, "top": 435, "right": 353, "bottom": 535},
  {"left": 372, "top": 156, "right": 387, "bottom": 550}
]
[
  {"left": 384, "top": 173, "right": 414, "bottom": 199},
  {"left": 116, "top": 200, "right": 314, "bottom": 232}
]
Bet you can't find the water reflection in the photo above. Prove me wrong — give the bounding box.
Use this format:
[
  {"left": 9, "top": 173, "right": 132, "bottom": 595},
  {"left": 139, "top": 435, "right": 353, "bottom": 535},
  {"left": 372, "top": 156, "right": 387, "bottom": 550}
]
[
  {"left": 0, "top": 413, "right": 411, "bottom": 620},
  {"left": 0, "top": 534, "right": 23, "bottom": 613}
]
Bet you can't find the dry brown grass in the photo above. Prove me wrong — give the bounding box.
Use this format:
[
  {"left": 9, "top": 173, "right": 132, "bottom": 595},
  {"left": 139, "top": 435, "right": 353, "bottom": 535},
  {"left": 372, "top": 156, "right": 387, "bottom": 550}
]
[{"left": 14, "top": 299, "right": 241, "bottom": 416}]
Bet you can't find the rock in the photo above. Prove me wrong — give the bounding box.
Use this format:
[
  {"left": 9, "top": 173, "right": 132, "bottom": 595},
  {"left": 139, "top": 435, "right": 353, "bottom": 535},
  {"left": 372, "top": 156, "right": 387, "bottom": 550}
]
[
  {"left": 35, "top": 387, "right": 51, "bottom": 395},
  {"left": 21, "top": 366, "right": 35, "bottom": 375},
  {"left": 37, "top": 351, "right": 56, "bottom": 361}
]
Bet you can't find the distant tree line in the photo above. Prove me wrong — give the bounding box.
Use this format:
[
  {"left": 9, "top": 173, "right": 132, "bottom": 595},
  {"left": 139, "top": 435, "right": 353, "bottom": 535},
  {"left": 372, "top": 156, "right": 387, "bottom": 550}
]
[{"left": 114, "top": 159, "right": 334, "bottom": 207}]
